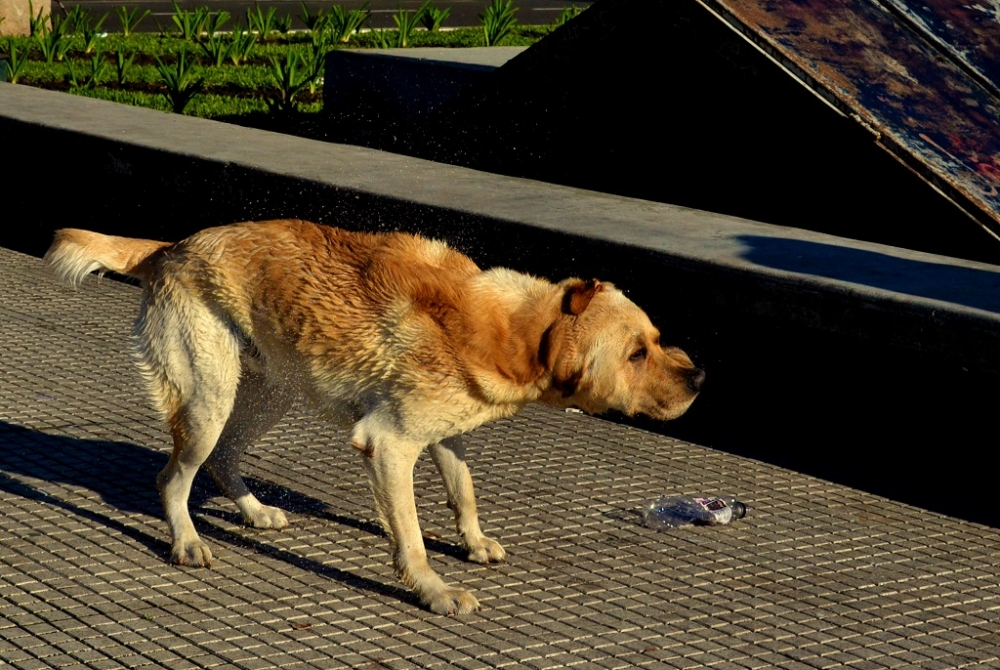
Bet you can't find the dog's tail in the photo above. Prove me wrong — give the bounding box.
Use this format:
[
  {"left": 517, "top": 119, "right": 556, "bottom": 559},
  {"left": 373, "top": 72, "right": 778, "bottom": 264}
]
[{"left": 45, "top": 229, "right": 172, "bottom": 286}]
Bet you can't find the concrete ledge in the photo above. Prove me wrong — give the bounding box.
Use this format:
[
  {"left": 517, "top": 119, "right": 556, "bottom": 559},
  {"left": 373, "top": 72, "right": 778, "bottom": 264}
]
[
  {"left": 3, "top": 82, "right": 1000, "bottom": 371},
  {"left": 7, "top": 81, "right": 1000, "bottom": 512},
  {"left": 340, "top": 46, "right": 529, "bottom": 69}
]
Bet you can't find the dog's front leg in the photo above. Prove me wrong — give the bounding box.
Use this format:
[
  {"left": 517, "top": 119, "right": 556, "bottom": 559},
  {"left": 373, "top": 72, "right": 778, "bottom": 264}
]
[
  {"left": 429, "top": 436, "right": 506, "bottom": 565},
  {"left": 355, "top": 427, "right": 480, "bottom": 615}
]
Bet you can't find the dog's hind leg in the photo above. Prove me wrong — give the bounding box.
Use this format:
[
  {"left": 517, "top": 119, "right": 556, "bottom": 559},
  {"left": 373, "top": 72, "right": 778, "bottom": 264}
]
[
  {"left": 429, "top": 436, "right": 506, "bottom": 565},
  {"left": 136, "top": 295, "right": 242, "bottom": 568},
  {"left": 203, "top": 368, "right": 293, "bottom": 529}
]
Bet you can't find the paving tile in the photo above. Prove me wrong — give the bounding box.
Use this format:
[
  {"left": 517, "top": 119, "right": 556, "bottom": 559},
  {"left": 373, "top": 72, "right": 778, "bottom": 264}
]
[{"left": 4, "top": 246, "right": 1000, "bottom": 669}]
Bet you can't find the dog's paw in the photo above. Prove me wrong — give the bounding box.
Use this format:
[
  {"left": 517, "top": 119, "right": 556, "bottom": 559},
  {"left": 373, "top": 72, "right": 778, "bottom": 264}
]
[
  {"left": 243, "top": 505, "right": 288, "bottom": 530},
  {"left": 170, "top": 540, "right": 213, "bottom": 568},
  {"left": 466, "top": 536, "right": 507, "bottom": 564},
  {"left": 424, "top": 587, "right": 481, "bottom": 616}
]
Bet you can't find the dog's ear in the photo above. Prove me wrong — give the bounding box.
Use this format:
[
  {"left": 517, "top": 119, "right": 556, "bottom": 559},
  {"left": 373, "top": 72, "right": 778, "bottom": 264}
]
[{"left": 561, "top": 279, "right": 604, "bottom": 316}]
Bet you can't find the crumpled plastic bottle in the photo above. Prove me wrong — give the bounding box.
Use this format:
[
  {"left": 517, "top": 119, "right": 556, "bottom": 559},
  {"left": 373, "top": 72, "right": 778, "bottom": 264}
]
[{"left": 642, "top": 495, "right": 748, "bottom": 529}]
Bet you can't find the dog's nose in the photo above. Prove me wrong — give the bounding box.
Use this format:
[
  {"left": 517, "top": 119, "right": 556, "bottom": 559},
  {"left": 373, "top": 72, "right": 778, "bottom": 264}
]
[{"left": 685, "top": 367, "right": 706, "bottom": 393}]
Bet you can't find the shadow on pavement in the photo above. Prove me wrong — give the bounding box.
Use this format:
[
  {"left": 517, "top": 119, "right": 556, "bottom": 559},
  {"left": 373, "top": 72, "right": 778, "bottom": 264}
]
[{"left": 0, "top": 421, "right": 469, "bottom": 606}]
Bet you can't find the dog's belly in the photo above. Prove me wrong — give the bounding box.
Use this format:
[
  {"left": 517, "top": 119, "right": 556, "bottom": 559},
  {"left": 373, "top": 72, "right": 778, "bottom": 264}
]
[
  {"left": 301, "top": 371, "right": 521, "bottom": 445},
  {"left": 301, "top": 391, "right": 368, "bottom": 428}
]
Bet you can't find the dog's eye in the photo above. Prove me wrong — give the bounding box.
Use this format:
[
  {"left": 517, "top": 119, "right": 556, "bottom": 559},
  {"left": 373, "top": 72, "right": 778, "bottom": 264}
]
[{"left": 629, "top": 347, "right": 647, "bottom": 362}]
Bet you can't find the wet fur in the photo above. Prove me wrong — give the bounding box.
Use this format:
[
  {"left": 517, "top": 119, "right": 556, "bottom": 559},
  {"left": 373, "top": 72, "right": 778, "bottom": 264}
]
[{"left": 45, "top": 219, "right": 703, "bottom": 614}]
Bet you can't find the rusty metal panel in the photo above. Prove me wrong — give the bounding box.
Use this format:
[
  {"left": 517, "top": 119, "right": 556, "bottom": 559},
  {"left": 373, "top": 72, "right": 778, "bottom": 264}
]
[
  {"left": 881, "top": 0, "right": 1000, "bottom": 94},
  {"left": 701, "top": 0, "right": 1000, "bottom": 239}
]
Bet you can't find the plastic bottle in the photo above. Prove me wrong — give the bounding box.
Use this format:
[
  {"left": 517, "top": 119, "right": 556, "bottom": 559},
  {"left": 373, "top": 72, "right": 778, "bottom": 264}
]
[{"left": 642, "top": 495, "right": 748, "bottom": 529}]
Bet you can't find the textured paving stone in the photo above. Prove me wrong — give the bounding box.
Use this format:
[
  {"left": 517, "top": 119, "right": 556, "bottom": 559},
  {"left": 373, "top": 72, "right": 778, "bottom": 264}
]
[{"left": 2, "top": 245, "right": 1000, "bottom": 669}]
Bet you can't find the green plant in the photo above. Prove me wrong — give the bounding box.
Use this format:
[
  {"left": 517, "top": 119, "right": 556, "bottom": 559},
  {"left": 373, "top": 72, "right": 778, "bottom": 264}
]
[
  {"left": 68, "top": 45, "right": 110, "bottom": 89},
  {"left": 265, "top": 48, "right": 312, "bottom": 112},
  {"left": 303, "top": 4, "right": 335, "bottom": 48},
  {"left": 11, "top": 22, "right": 551, "bottom": 121},
  {"left": 392, "top": 5, "right": 424, "bottom": 48},
  {"left": 115, "top": 6, "right": 151, "bottom": 37},
  {"left": 200, "top": 31, "right": 233, "bottom": 67},
  {"left": 309, "top": 20, "right": 332, "bottom": 48},
  {"left": 50, "top": 10, "right": 74, "bottom": 38},
  {"left": 554, "top": 4, "right": 582, "bottom": 26},
  {"left": 3, "top": 39, "right": 28, "bottom": 84},
  {"left": 35, "top": 18, "right": 73, "bottom": 63},
  {"left": 328, "top": 2, "right": 369, "bottom": 43},
  {"left": 64, "top": 5, "right": 88, "bottom": 34},
  {"left": 418, "top": 0, "right": 450, "bottom": 32},
  {"left": 113, "top": 44, "right": 135, "bottom": 85},
  {"left": 28, "top": 0, "right": 49, "bottom": 36},
  {"left": 299, "top": 2, "right": 327, "bottom": 30},
  {"left": 370, "top": 27, "right": 391, "bottom": 49},
  {"left": 247, "top": 3, "right": 278, "bottom": 38},
  {"left": 151, "top": 16, "right": 170, "bottom": 37},
  {"left": 171, "top": 1, "right": 209, "bottom": 40},
  {"left": 276, "top": 13, "right": 293, "bottom": 34},
  {"left": 480, "top": 0, "right": 517, "bottom": 46},
  {"left": 304, "top": 43, "right": 325, "bottom": 95},
  {"left": 154, "top": 47, "right": 204, "bottom": 113},
  {"left": 226, "top": 25, "right": 257, "bottom": 66},
  {"left": 80, "top": 12, "right": 109, "bottom": 54},
  {"left": 204, "top": 10, "right": 231, "bottom": 39}
]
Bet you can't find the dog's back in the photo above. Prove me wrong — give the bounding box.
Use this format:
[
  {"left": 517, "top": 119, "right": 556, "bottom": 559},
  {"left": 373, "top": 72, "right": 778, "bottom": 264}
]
[
  {"left": 167, "top": 219, "right": 481, "bottom": 345},
  {"left": 45, "top": 220, "right": 489, "bottom": 417}
]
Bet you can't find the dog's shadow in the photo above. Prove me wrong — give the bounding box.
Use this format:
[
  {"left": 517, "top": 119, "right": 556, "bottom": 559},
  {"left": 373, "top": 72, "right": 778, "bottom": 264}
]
[{"left": 0, "top": 420, "right": 470, "bottom": 607}]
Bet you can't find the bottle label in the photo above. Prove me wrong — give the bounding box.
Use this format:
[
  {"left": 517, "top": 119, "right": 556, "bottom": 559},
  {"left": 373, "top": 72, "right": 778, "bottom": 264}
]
[{"left": 696, "top": 497, "right": 727, "bottom": 511}]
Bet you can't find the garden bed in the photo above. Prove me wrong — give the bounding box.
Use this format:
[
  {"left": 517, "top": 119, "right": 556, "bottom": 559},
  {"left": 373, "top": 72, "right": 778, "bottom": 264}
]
[{"left": 1, "top": 2, "right": 572, "bottom": 120}]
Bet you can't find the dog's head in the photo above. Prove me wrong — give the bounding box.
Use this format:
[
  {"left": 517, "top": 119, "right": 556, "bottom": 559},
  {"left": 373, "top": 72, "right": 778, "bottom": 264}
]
[{"left": 540, "top": 279, "right": 704, "bottom": 421}]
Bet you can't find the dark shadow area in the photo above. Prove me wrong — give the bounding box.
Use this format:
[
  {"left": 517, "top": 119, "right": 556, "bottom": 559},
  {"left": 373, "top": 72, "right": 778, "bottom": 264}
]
[
  {"left": 197, "top": 477, "right": 470, "bottom": 561},
  {"left": 0, "top": 421, "right": 459, "bottom": 602},
  {"left": 0, "top": 468, "right": 172, "bottom": 558},
  {"left": 617, "top": 311, "right": 1000, "bottom": 528},
  {"left": 0, "top": 422, "right": 166, "bottom": 518},
  {"left": 317, "top": 0, "right": 1000, "bottom": 265},
  {"left": 738, "top": 235, "right": 1000, "bottom": 314}
]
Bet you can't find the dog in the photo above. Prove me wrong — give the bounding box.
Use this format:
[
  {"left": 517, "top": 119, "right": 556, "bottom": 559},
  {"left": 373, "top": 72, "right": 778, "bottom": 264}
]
[{"left": 45, "top": 219, "right": 704, "bottom": 614}]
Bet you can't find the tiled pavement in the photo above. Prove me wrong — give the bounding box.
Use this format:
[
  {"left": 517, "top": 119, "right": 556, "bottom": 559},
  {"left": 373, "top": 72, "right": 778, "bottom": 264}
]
[{"left": 1, "top": 244, "right": 999, "bottom": 670}]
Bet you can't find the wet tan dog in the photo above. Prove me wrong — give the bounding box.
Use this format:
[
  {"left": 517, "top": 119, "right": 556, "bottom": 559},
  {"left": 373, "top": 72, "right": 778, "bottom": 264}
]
[{"left": 45, "top": 219, "right": 704, "bottom": 614}]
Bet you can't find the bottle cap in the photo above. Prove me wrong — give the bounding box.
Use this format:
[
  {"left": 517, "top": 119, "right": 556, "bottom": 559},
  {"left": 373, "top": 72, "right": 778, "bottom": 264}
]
[{"left": 731, "top": 500, "right": 748, "bottom": 519}]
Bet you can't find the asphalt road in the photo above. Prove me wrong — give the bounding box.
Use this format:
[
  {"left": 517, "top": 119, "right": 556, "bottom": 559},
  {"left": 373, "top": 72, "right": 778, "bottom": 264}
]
[{"left": 59, "top": 0, "right": 594, "bottom": 30}]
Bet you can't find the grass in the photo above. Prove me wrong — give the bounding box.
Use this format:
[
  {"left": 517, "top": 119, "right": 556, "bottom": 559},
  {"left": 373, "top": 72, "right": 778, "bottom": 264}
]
[{"left": 2, "top": 3, "right": 583, "bottom": 122}]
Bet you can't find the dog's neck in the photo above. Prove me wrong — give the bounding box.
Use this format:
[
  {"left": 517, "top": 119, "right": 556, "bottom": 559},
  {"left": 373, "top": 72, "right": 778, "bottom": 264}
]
[{"left": 464, "top": 269, "right": 565, "bottom": 407}]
